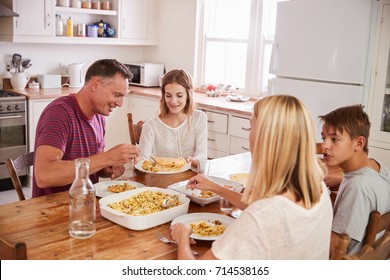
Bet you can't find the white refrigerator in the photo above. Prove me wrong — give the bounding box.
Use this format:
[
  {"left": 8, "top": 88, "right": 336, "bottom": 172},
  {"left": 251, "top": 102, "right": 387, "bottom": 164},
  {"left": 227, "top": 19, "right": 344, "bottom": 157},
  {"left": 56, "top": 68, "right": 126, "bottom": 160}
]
[{"left": 268, "top": 0, "right": 378, "bottom": 141}]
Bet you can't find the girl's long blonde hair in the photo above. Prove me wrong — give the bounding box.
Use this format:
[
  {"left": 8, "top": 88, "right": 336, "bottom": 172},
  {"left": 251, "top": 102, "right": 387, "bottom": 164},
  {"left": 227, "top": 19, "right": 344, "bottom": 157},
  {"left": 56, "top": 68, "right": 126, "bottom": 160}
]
[{"left": 242, "top": 95, "right": 324, "bottom": 208}]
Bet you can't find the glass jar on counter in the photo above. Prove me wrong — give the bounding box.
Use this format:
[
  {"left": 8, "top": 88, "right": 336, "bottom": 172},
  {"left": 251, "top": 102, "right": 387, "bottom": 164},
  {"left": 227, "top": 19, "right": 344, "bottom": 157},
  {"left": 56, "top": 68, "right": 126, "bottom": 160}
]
[
  {"left": 81, "top": 0, "right": 91, "bottom": 9},
  {"left": 59, "top": 0, "right": 70, "bottom": 7},
  {"left": 91, "top": 0, "right": 100, "bottom": 9},
  {"left": 101, "top": 0, "right": 110, "bottom": 10},
  {"left": 72, "top": 0, "right": 82, "bottom": 8}
]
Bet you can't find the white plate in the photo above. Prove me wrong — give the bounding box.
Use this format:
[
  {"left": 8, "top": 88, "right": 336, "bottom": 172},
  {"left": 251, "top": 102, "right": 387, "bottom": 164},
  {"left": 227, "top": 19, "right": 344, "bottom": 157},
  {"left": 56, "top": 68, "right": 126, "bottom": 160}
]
[
  {"left": 94, "top": 180, "right": 146, "bottom": 197},
  {"left": 226, "top": 95, "right": 250, "bottom": 102},
  {"left": 135, "top": 160, "right": 191, "bottom": 174},
  {"left": 171, "top": 213, "right": 235, "bottom": 241},
  {"left": 167, "top": 176, "right": 243, "bottom": 206},
  {"left": 228, "top": 173, "right": 249, "bottom": 187}
]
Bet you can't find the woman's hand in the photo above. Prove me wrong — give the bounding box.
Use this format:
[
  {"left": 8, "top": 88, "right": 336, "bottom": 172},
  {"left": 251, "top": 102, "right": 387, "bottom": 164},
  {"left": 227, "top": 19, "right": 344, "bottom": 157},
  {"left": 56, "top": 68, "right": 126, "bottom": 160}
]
[
  {"left": 170, "top": 223, "right": 195, "bottom": 245},
  {"left": 186, "top": 174, "right": 216, "bottom": 191}
]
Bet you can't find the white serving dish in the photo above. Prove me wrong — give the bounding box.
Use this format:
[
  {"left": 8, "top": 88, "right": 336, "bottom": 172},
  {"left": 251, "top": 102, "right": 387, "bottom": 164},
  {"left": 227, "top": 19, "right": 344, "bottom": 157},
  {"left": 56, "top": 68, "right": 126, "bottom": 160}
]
[
  {"left": 99, "top": 187, "right": 190, "bottom": 230},
  {"left": 167, "top": 176, "right": 243, "bottom": 206}
]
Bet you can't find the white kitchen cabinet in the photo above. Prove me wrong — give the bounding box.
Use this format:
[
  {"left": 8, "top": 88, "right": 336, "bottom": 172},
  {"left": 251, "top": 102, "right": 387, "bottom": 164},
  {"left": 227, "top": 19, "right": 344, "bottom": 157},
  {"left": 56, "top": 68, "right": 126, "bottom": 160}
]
[
  {"left": 15, "top": 0, "right": 53, "bottom": 37},
  {"left": 128, "top": 94, "right": 160, "bottom": 123},
  {"left": 204, "top": 110, "right": 229, "bottom": 158},
  {"left": 229, "top": 115, "right": 250, "bottom": 153},
  {"left": 207, "top": 131, "right": 229, "bottom": 153},
  {"left": 28, "top": 98, "right": 52, "bottom": 152},
  {"left": 367, "top": 0, "right": 390, "bottom": 167},
  {"left": 201, "top": 109, "right": 251, "bottom": 158},
  {"left": 104, "top": 94, "right": 132, "bottom": 149},
  {"left": 205, "top": 111, "right": 228, "bottom": 134},
  {"left": 0, "top": 0, "right": 157, "bottom": 45},
  {"left": 0, "top": 0, "right": 53, "bottom": 41},
  {"left": 120, "top": 0, "right": 157, "bottom": 43}
]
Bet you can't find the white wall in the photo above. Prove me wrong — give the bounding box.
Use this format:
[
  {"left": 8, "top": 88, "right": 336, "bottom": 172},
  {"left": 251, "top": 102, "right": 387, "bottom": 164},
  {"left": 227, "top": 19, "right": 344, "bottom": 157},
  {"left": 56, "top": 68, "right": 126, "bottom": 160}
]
[
  {"left": 144, "top": 0, "right": 198, "bottom": 75},
  {"left": 0, "top": 41, "right": 144, "bottom": 80}
]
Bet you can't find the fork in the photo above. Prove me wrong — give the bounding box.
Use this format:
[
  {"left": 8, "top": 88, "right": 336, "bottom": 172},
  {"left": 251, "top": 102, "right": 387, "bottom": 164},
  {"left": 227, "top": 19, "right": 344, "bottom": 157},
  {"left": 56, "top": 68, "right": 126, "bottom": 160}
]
[
  {"left": 155, "top": 230, "right": 200, "bottom": 256},
  {"left": 150, "top": 155, "right": 157, "bottom": 165}
]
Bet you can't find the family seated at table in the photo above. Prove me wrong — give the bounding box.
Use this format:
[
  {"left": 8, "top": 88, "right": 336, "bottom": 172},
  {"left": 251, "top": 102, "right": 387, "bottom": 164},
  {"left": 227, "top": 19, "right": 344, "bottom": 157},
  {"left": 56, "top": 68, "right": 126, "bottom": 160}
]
[{"left": 31, "top": 59, "right": 390, "bottom": 260}]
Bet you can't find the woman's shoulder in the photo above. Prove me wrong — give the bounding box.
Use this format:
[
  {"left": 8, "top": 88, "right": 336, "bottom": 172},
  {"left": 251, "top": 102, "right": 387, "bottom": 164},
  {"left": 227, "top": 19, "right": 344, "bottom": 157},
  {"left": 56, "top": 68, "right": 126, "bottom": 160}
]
[
  {"left": 143, "top": 115, "right": 160, "bottom": 125},
  {"left": 191, "top": 109, "right": 207, "bottom": 120}
]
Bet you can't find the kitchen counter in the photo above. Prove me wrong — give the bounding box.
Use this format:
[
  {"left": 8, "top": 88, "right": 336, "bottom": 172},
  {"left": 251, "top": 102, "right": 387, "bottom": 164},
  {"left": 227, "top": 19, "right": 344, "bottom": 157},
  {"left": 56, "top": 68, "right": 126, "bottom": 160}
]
[{"left": 9, "top": 85, "right": 256, "bottom": 116}]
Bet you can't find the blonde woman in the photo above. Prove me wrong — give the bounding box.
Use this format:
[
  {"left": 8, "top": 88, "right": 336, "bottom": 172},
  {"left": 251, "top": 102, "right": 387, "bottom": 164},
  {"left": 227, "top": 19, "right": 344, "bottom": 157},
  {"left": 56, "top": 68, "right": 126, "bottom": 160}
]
[{"left": 170, "top": 95, "right": 333, "bottom": 259}]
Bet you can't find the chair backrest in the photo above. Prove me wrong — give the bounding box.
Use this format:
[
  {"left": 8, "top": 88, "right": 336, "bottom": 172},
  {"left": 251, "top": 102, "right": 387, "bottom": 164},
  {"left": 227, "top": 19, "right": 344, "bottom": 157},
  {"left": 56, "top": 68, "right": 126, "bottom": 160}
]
[
  {"left": 127, "top": 113, "right": 144, "bottom": 145},
  {"left": 316, "top": 142, "right": 323, "bottom": 154},
  {"left": 330, "top": 233, "right": 350, "bottom": 260},
  {"left": 4, "top": 152, "right": 34, "bottom": 201},
  {"left": 345, "top": 230, "right": 390, "bottom": 260},
  {"left": 363, "top": 210, "right": 390, "bottom": 246},
  {"left": 0, "top": 238, "right": 27, "bottom": 260}
]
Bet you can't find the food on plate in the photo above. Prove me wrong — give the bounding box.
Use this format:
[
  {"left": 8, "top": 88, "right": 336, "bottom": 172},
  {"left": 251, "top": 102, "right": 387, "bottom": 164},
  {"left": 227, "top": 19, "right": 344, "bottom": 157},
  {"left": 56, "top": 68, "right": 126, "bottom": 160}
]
[
  {"left": 106, "top": 182, "right": 136, "bottom": 193},
  {"left": 193, "top": 190, "right": 217, "bottom": 198},
  {"left": 108, "top": 190, "right": 181, "bottom": 216},
  {"left": 142, "top": 160, "right": 159, "bottom": 172},
  {"left": 142, "top": 157, "right": 186, "bottom": 172},
  {"left": 229, "top": 173, "right": 249, "bottom": 187},
  {"left": 190, "top": 220, "right": 226, "bottom": 236}
]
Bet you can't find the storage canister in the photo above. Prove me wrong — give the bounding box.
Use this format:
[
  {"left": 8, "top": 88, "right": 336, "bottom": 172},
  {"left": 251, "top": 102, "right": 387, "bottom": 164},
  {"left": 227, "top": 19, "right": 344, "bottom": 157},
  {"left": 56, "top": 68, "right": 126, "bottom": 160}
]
[
  {"left": 87, "top": 24, "right": 98, "bottom": 37},
  {"left": 77, "top": 23, "right": 86, "bottom": 37}
]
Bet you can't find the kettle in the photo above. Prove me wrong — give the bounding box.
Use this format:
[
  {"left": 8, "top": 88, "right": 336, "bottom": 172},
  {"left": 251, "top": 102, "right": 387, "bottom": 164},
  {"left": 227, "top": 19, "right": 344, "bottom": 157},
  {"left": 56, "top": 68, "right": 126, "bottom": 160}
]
[{"left": 68, "top": 63, "right": 85, "bottom": 87}]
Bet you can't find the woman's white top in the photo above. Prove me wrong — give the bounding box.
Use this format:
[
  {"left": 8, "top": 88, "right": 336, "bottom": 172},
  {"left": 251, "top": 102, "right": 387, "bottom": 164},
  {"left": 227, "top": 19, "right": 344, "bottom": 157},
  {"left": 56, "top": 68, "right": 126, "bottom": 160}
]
[
  {"left": 139, "top": 110, "right": 208, "bottom": 161},
  {"left": 212, "top": 182, "right": 333, "bottom": 259}
]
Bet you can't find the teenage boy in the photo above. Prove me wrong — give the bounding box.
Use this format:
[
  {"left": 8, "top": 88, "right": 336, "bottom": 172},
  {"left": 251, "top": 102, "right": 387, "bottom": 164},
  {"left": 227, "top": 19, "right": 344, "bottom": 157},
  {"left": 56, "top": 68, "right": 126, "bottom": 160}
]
[{"left": 319, "top": 105, "right": 390, "bottom": 255}]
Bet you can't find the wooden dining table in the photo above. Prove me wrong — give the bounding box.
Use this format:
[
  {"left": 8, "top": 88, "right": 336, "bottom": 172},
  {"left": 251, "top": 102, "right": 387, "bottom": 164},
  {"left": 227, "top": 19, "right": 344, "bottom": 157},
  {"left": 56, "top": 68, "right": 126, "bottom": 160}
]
[{"left": 0, "top": 152, "right": 342, "bottom": 260}]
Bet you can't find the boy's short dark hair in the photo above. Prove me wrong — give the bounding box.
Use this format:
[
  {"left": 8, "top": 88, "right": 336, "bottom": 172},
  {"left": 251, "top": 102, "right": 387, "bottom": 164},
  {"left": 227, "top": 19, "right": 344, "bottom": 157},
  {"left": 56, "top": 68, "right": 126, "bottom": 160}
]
[{"left": 319, "top": 104, "right": 370, "bottom": 153}]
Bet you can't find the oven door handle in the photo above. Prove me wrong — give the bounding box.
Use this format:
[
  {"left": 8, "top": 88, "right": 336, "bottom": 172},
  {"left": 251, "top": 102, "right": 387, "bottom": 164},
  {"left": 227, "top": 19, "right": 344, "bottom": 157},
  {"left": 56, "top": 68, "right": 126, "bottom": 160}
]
[{"left": 0, "top": 115, "right": 23, "bottom": 120}]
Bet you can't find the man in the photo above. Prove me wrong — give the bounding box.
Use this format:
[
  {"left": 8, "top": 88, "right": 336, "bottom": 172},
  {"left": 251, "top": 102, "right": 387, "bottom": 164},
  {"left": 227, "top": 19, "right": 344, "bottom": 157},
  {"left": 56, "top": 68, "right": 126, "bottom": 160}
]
[
  {"left": 33, "top": 59, "right": 139, "bottom": 197},
  {"left": 319, "top": 105, "right": 390, "bottom": 255}
]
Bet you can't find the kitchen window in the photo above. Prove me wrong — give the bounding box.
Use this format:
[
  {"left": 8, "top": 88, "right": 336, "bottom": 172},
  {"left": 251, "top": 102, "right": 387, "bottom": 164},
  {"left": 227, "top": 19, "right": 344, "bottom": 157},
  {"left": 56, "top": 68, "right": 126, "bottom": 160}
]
[{"left": 195, "top": 0, "right": 279, "bottom": 96}]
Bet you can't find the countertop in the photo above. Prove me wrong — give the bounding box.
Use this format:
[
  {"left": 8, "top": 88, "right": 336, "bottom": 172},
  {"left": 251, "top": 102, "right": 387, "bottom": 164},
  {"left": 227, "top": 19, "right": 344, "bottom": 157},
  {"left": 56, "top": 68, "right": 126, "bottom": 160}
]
[{"left": 9, "top": 85, "right": 257, "bottom": 116}]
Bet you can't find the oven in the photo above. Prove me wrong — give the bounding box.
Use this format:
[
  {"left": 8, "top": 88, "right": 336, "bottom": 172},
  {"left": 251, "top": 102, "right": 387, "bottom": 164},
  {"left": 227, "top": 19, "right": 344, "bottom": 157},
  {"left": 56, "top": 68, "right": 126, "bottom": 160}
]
[{"left": 0, "top": 90, "right": 27, "bottom": 181}]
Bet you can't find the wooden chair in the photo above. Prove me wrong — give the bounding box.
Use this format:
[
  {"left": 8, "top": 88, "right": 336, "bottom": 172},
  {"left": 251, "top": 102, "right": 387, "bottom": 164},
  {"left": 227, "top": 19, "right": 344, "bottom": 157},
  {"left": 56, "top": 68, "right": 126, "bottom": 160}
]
[
  {"left": 345, "top": 230, "right": 390, "bottom": 260},
  {"left": 330, "top": 233, "right": 350, "bottom": 260},
  {"left": 127, "top": 113, "right": 144, "bottom": 145},
  {"left": 4, "top": 152, "right": 34, "bottom": 201},
  {"left": 316, "top": 142, "right": 323, "bottom": 154},
  {"left": 0, "top": 238, "right": 27, "bottom": 260},
  {"left": 362, "top": 210, "right": 390, "bottom": 247}
]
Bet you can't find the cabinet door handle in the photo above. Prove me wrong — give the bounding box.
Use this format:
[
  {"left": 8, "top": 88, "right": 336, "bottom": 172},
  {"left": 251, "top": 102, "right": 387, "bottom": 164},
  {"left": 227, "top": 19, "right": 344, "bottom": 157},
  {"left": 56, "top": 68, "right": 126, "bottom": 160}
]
[
  {"left": 47, "top": 14, "right": 51, "bottom": 27},
  {"left": 241, "top": 146, "right": 249, "bottom": 151},
  {"left": 207, "top": 138, "right": 215, "bottom": 142},
  {"left": 241, "top": 127, "right": 250, "bottom": 131},
  {"left": 122, "top": 18, "right": 126, "bottom": 30},
  {"left": 208, "top": 120, "right": 215, "bottom": 124}
]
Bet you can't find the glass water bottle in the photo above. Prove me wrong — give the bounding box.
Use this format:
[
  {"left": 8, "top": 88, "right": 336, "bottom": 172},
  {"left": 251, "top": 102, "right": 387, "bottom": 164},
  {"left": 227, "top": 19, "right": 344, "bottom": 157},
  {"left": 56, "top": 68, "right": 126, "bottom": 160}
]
[{"left": 69, "top": 158, "right": 96, "bottom": 239}]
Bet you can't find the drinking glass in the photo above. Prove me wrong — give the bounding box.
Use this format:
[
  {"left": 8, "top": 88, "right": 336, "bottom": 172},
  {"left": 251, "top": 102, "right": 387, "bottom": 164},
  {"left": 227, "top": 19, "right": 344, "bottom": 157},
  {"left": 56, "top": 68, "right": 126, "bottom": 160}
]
[
  {"left": 219, "top": 197, "right": 233, "bottom": 214},
  {"left": 197, "top": 159, "right": 210, "bottom": 175}
]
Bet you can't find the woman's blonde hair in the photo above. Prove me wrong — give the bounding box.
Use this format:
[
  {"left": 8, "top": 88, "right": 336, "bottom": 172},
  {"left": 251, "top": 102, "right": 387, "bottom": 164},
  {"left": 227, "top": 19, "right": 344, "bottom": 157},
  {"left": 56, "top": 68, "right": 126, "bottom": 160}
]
[
  {"left": 242, "top": 95, "right": 324, "bottom": 208},
  {"left": 160, "top": 69, "right": 194, "bottom": 117}
]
